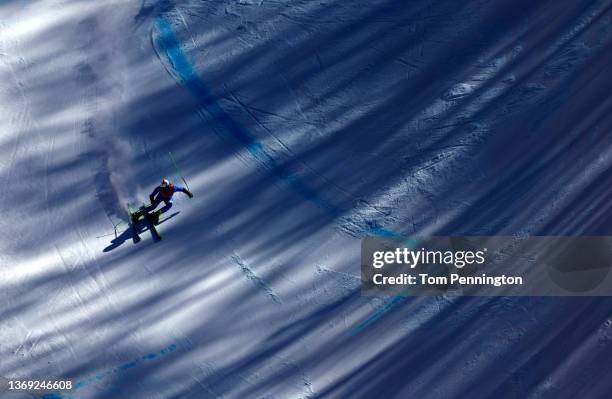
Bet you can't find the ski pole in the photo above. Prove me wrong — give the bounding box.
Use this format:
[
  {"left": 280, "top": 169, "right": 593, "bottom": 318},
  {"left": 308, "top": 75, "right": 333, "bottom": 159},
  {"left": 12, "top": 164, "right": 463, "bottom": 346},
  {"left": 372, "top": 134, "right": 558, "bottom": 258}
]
[
  {"left": 106, "top": 213, "right": 123, "bottom": 238},
  {"left": 168, "top": 151, "right": 191, "bottom": 192}
]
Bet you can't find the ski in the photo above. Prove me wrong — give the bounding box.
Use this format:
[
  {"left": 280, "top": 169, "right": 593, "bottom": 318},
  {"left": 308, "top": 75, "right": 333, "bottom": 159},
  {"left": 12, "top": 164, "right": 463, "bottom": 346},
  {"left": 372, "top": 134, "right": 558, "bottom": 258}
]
[
  {"left": 157, "top": 211, "right": 179, "bottom": 225},
  {"left": 127, "top": 203, "right": 141, "bottom": 243}
]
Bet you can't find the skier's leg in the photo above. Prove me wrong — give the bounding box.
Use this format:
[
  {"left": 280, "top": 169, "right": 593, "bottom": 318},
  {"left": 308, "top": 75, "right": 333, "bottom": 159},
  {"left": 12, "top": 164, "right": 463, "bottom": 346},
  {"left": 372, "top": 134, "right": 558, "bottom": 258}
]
[
  {"left": 151, "top": 200, "right": 172, "bottom": 224},
  {"left": 159, "top": 200, "right": 173, "bottom": 214},
  {"left": 144, "top": 197, "right": 162, "bottom": 213}
]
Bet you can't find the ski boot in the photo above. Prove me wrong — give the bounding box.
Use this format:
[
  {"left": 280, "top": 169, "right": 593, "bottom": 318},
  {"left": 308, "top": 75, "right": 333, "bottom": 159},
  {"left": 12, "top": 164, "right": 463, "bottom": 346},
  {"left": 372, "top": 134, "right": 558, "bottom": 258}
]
[
  {"left": 130, "top": 211, "right": 141, "bottom": 225},
  {"left": 130, "top": 206, "right": 147, "bottom": 225},
  {"left": 149, "top": 210, "right": 162, "bottom": 225}
]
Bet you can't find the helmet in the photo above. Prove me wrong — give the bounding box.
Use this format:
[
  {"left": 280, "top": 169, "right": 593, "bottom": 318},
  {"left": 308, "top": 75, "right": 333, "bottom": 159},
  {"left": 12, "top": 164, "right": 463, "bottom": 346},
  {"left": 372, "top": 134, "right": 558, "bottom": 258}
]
[{"left": 161, "top": 179, "right": 170, "bottom": 188}]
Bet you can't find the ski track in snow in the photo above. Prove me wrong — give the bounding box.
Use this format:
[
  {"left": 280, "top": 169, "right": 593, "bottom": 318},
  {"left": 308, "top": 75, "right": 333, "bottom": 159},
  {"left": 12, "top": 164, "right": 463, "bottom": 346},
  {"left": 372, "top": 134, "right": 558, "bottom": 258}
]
[
  {"left": 230, "top": 251, "right": 282, "bottom": 304},
  {"left": 39, "top": 343, "right": 179, "bottom": 399}
]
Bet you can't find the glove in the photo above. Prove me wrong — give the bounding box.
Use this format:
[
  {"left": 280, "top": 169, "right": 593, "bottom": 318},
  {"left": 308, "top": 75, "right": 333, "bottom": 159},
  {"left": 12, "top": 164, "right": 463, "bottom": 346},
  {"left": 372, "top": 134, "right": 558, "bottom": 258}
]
[
  {"left": 185, "top": 189, "right": 194, "bottom": 198},
  {"left": 149, "top": 195, "right": 155, "bottom": 204}
]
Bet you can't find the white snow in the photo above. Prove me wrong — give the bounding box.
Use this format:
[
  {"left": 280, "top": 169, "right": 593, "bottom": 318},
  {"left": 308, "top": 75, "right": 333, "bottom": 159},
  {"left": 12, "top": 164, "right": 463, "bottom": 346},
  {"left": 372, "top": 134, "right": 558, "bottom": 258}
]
[{"left": 1, "top": 0, "right": 612, "bottom": 398}]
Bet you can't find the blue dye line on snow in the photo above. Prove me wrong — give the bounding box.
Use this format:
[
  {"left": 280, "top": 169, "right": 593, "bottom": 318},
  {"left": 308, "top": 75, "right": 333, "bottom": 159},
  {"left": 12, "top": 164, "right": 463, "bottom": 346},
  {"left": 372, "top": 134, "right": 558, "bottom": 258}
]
[
  {"left": 366, "top": 226, "right": 401, "bottom": 237},
  {"left": 154, "top": 17, "right": 418, "bottom": 335},
  {"left": 351, "top": 231, "right": 423, "bottom": 334},
  {"left": 39, "top": 343, "right": 178, "bottom": 399},
  {"left": 153, "top": 17, "right": 413, "bottom": 241},
  {"left": 154, "top": 17, "right": 337, "bottom": 217},
  {"left": 351, "top": 296, "right": 407, "bottom": 335}
]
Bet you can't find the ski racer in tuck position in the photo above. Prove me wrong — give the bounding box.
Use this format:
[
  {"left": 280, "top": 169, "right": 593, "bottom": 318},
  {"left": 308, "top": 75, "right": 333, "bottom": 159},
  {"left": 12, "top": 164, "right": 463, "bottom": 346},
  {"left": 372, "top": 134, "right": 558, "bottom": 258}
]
[{"left": 132, "top": 178, "right": 193, "bottom": 224}]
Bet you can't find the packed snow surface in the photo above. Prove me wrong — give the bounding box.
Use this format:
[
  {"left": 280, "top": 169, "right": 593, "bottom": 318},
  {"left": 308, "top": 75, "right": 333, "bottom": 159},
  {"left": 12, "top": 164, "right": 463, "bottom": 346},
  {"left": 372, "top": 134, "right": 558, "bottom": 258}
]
[{"left": 1, "top": 0, "right": 612, "bottom": 398}]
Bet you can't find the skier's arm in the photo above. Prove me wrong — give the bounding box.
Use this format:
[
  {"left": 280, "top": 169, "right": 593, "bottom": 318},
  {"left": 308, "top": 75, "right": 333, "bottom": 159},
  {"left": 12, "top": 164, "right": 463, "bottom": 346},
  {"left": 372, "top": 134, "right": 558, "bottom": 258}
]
[
  {"left": 175, "top": 185, "right": 193, "bottom": 198},
  {"left": 149, "top": 186, "right": 160, "bottom": 203}
]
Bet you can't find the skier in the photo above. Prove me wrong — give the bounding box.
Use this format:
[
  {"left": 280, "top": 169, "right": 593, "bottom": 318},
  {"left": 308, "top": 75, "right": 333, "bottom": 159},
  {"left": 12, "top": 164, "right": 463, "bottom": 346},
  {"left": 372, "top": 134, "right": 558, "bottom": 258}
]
[{"left": 133, "top": 179, "right": 193, "bottom": 224}]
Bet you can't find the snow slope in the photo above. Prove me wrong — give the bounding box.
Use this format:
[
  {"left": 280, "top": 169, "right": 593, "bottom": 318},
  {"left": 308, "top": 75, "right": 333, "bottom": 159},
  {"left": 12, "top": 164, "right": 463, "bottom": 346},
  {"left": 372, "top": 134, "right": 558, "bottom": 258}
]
[{"left": 1, "top": 0, "right": 612, "bottom": 398}]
